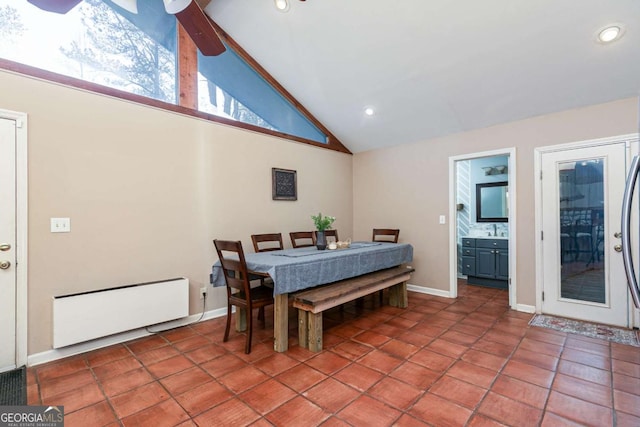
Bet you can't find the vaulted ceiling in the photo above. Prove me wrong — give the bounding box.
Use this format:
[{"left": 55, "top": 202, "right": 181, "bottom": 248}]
[{"left": 206, "top": 0, "right": 640, "bottom": 153}]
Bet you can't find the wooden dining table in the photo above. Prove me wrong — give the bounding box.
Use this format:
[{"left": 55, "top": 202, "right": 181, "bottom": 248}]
[{"left": 211, "top": 241, "right": 414, "bottom": 352}]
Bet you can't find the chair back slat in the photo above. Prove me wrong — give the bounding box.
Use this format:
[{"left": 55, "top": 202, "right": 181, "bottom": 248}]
[
  {"left": 290, "top": 231, "right": 316, "bottom": 248},
  {"left": 251, "top": 233, "right": 284, "bottom": 252},
  {"left": 372, "top": 228, "right": 400, "bottom": 243}
]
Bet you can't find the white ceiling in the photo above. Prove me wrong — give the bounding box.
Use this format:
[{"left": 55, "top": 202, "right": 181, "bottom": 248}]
[{"left": 206, "top": 0, "right": 640, "bottom": 153}]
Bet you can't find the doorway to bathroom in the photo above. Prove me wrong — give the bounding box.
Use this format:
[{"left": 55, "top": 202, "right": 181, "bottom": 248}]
[{"left": 449, "top": 148, "right": 517, "bottom": 310}]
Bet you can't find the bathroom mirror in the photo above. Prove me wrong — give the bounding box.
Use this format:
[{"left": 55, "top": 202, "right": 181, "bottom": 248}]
[{"left": 476, "top": 181, "right": 508, "bottom": 222}]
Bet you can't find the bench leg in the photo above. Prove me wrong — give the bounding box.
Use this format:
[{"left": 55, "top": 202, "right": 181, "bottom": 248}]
[
  {"left": 298, "top": 310, "right": 309, "bottom": 349},
  {"left": 236, "top": 307, "right": 247, "bottom": 332},
  {"left": 307, "top": 312, "right": 323, "bottom": 352},
  {"left": 389, "top": 281, "right": 408, "bottom": 308}
]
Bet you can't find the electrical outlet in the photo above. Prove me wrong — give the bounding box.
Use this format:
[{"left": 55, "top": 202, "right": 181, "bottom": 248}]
[{"left": 200, "top": 287, "right": 208, "bottom": 299}]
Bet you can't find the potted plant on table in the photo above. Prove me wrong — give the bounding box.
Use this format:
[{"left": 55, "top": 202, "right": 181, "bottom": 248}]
[{"left": 311, "top": 213, "right": 335, "bottom": 250}]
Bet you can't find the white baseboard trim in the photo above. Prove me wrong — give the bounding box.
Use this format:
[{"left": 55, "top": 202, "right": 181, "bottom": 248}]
[
  {"left": 516, "top": 304, "right": 536, "bottom": 313},
  {"left": 28, "top": 307, "right": 229, "bottom": 367},
  {"left": 407, "top": 284, "right": 453, "bottom": 298}
]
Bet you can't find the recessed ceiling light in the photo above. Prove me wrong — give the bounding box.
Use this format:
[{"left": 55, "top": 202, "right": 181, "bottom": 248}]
[
  {"left": 275, "top": 0, "right": 289, "bottom": 12},
  {"left": 597, "top": 25, "right": 623, "bottom": 43},
  {"left": 364, "top": 107, "right": 374, "bottom": 116}
]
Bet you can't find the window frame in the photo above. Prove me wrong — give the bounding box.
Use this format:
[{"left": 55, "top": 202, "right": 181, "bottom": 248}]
[{"left": 0, "top": 11, "right": 351, "bottom": 154}]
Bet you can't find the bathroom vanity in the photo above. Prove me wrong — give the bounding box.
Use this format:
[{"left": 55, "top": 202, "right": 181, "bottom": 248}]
[{"left": 461, "top": 237, "right": 508, "bottom": 289}]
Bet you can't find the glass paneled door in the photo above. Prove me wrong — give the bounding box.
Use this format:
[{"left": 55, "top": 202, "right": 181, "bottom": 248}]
[{"left": 541, "top": 143, "right": 629, "bottom": 327}]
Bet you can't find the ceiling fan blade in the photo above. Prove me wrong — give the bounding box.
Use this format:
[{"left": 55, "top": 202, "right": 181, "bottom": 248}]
[
  {"left": 27, "top": 0, "right": 82, "bottom": 14},
  {"left": 164, "top": 0, "right": 226, "bottom": 56}
]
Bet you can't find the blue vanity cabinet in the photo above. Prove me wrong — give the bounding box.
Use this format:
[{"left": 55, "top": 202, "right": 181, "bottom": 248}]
[
  {"left": 464, "top": 238, "right": 508, "bottom": 289},
  {"left": 476, "top": 247, "right": 497, "bottom": 278},
  {"left": 496, "top": 249, "right": 509, "bottom": 280},
  {"left": 461, "top": 238, "right": 476, "bottom": 276}
]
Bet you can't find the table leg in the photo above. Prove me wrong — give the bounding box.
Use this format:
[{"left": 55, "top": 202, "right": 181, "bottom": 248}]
[{"left": 274, "top": 293, "right": 289, "bottom": 352}]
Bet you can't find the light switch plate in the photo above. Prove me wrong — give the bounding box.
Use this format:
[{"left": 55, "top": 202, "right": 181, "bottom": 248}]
[
  {"left": 51, "top": 218, "right": 71, "bottom": 233},
  {"left": 439, "top": 215, "right": 446, "bottom": 224}
]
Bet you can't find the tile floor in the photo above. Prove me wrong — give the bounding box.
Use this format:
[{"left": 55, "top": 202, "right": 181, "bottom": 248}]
[{"left": 27, "top": 283, "right": 640, "bottom": 426}]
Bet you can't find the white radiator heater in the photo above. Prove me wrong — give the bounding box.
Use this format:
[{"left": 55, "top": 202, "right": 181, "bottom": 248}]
[{"left": 53, "top": 278, "right": 189, "bottom": 348}]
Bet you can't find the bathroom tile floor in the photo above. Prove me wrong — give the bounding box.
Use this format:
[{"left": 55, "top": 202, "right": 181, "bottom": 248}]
[{"left": 28, "top": 282, "right": 640, "bottom": 426}]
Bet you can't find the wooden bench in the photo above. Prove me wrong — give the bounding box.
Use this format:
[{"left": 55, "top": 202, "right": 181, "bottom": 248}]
[{"left": 293, "top": 265, "right": 415, "bottom": 352}]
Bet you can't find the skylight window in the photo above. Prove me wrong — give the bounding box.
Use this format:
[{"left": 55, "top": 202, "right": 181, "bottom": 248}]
[
  {"left": 0, "top": 0, "right": 334, "bottom": 148},
  {"left": 0, "top": 0, "right": 177, "bottom": 103},
  {"left": 197, "top": 48, "right": 327, "bottom": 143}
]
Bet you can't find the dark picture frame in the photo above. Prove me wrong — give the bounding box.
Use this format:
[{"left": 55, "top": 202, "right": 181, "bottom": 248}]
[{"left": 272, "top": 168, "right": 297, "bottom": 201}]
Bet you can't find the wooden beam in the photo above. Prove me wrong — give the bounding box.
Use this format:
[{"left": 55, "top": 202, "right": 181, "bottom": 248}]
[
  {"left": 177, "top": 23, "right": 198, "bottom": 109},
  {"left": 173, "top": 1, "right": 225, "bottom": 56},
  {"left": 195, "top": 0, "right": 211, "bottom": 9}
]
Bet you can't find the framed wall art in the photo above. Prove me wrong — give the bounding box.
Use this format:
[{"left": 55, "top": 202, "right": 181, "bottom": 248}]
[{"left": 272, "top": 168, "right": 297, "bottom": 201}]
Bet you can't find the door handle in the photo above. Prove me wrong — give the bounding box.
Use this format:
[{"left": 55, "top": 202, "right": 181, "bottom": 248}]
[
  {"left": 0, "top": 244, "right": 10, "bottom": 251},
  {"left": 0, "top": 260, "right": 10, "bottom": 269},
  {"left": 614, "top": 244, "right": 623, "bottom": 252}
]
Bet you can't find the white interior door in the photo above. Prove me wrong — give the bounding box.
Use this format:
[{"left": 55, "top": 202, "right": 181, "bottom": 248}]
[
  {"left": 541, "top": 142, "right": 629, "bottom": 327},
  {"left": 0, "top": 117, "right": 17, "bottom": 371}
]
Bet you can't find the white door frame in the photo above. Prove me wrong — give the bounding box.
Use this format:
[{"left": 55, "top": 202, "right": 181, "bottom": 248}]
[
  {"left": 534, "top": 133, "right": 640, "bottom": 324},
  {"left": 449, "top": 147, "right": 518, "bottom": 310},
  {"left": 1, "top": 109, "right": 28, "bottom": 368}
]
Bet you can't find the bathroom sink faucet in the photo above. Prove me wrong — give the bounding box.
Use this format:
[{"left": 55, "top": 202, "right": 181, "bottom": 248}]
[{"left": 493, "top": 224, "right": 497, "bottom": 236}]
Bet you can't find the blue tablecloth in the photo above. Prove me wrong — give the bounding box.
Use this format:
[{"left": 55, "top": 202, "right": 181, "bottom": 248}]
[{"left": 211, "top": 242, "right": 413, "bottom": 295}]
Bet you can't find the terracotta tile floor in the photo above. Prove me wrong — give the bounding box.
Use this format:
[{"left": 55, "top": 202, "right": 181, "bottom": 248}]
[{"left": 28, "top": 283, "right": 640, "bottom": 426}]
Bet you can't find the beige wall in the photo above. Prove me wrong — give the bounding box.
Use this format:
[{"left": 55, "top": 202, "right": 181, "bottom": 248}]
[
  {"left": 353, "top": 97, "right": 638, "bottom": 307},
  {"left": 2, "top": 67, "right": 637, "bottom": 356},
  {"left": 0, "top": 70, "right": 353, "bottom": 355}
]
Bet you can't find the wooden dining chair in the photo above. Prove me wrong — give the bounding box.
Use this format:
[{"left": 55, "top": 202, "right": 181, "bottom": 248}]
[
  {"left": 251, "top": 233, "right": 284, "bottom": 252},
  {"left": 213, "top": 239, "right": 274, "bottom": 354},
  {"left": 316, "top": 229, "right": 339, "bottom": 242},
  {"left": 372, "top": 228, "right": 400, "bottom": 243},
  {"left": 290, "top": 231, "right": 316, "bottom": 248}
]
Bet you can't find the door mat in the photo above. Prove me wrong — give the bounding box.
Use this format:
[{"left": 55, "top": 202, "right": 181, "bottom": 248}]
[
  {"left": 529, "top": 314, "right": 640, "bottom": 347},
  {"left": 0, "top": 366, "right": 27, "bottom": 405}
]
